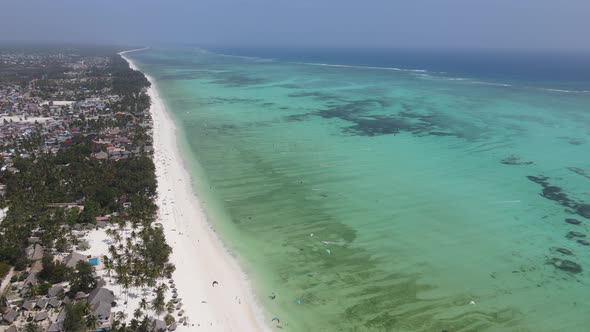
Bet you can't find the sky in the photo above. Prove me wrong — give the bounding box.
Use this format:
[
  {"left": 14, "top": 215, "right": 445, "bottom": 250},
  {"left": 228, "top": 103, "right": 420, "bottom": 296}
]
[{"left": 1, "top": 0, "right": 589, "bottom": 51}]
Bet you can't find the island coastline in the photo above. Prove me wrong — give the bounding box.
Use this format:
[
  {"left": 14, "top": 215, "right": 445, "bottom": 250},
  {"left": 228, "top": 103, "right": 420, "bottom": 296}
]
[{"left": 119, "top": 49, "right": 270, "bottom": 332}]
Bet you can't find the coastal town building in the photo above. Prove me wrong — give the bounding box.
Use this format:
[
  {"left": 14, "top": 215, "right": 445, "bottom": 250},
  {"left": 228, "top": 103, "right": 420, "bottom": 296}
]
[{"left": 0, "top": 48, "right": 176, "bottom": 332}]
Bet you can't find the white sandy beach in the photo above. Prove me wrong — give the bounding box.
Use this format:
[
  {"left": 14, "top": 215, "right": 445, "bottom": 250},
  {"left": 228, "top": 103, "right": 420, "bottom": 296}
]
[{"left": 119, "top": 50, "right": 270, "bottom": 331}]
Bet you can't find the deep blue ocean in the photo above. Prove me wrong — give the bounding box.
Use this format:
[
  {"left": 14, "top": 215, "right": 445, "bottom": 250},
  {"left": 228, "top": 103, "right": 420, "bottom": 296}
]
[{"left": 206, "top": 46, "right": 590, "bottom": 90}]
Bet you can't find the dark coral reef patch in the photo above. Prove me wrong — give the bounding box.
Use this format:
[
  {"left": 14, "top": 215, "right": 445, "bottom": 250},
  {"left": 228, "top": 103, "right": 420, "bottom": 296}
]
[
  {"left": 501, "top": 155, "right": 534, "bottom": 166},
  {"left": 547, "top": 258, "right": 582, "bottom": 273},
  {"left": 526, "top": 175, "right": 590, "bottom": 219}
]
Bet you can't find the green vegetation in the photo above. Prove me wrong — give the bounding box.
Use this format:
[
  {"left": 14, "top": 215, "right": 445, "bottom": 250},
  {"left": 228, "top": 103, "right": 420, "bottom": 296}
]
[
  {"left": 70, "top": 261, "right": 97, "bottom": 293},
  {"left": 0, "top": 48, "right": 159, "bottom": 267},
  {"left": 164, "top": 313, "right": 175, "bottom": 326},
  {"left": 0, "top": 149, "right": 158, "bottom": 268},
  {"left": 0, "top": 49, "right": 176, "bottom": 331},
  {"left": 37, "top": 281, "right": 52, "bottom": 295},
  {"left": 0, "top": 261, "right": 10, "bottom": 278},
  {"left": 151, "top": 283, "right": 168, "bottom": 317},
  {"left": 38, "top": 255, "right": 70, "bottom": 283},
  {"left": 110, "top": 55, "right": 150, "bottom": 96},
  {"left": 24, "top": 322, "right": 41, "bottom": 332},
  {"left": 63, "top": 302, "right": 88, "bottom": 332}
]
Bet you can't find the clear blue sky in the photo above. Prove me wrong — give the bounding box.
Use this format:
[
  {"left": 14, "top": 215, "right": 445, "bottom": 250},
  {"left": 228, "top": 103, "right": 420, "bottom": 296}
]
[{"left": 1, "top": 0, "right": 588, "bottom": 50}]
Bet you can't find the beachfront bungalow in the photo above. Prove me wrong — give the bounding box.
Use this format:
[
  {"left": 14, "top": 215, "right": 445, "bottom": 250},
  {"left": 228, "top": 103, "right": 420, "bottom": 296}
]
[
  {"left": 1, "top": 309, "right": 18, "bottom": 324},
  {"left": 88, "top": 287, "right": 115, "bottom": 329},
  {"left": 27, "top": 243, "right": 44, "bottom": 260},
  {"left": 151, "top": 319, "right": 167, "bottom": 332},
  {"left": 22, "top": 299, "right": 36, "bottom": 311},
  {"left": 34, "top": 311, "right": 49, "bottom": 322},
  {"left": 93, "top": 151, "right": 108, "bottom": 160},
  {"left": 72, "top": 223, "right": 86, "bottom": 232},
  {"left": 56, "top": 307, "right": 67, "bottom": 323},
  {"left": 91, "top": 301, "right": 112, "bottom": 326},
  {"left": 88, "top": 287, "right": 115, "bottom": 307},
  {"left": 95, "top": 215, "right": 111, "bottom": 223},
  {"left": 75, "top": 291, "right": 87, "bottom": 300},
  {"left": 63, "top": 252, "right": 87, "bottom": 268},
  {"left": 96, "top": 219, "right": 108, "bottom": 229},
  {"left": 48, "top": 285, "right": 64, "bottom": 298},
  {"left": 47, "top": 297, "right": 62, "bottom": 309},
  {"left": 35, "top": 297, "right": 48, "bottom": 310},
  {"left": 48, "top": 321, "right": 64, "bottom": 332}
]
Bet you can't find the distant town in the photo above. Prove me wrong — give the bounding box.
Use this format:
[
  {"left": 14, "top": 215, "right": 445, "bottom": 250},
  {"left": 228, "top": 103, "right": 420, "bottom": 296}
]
[{"left": 1, "top": 47, "right": 178, "bottom": 332}]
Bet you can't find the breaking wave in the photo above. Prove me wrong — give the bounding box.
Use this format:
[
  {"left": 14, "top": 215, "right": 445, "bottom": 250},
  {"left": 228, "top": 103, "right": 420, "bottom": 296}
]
[
  {"left": 202, "top": 48, "right": 590, "bottom": 95},
  {"left": 296, "top": 62, "right": 432, "bottom": 74}
]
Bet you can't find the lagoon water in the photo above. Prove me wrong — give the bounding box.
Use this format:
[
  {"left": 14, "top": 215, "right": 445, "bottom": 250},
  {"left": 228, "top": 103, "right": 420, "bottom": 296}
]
[{"left": 128, "top": 48, "right": 590, "bottom": 331}]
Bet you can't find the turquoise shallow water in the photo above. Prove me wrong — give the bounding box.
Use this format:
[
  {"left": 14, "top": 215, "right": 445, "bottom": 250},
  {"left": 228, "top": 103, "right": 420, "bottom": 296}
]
[{"left": 128, "top": 48, "right": 590, "bottom": 332}]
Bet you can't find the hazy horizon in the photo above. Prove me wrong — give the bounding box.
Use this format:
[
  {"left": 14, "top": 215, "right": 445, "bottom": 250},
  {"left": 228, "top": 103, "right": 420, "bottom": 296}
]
[{"left": 1, "top": 0, "right": 589, "bottom": 52}]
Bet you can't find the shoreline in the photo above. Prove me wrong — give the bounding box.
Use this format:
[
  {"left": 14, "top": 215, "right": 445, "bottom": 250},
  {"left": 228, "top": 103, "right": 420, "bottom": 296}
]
[{"left": 119, "top": 49, "right": 270, "bottom": 331}]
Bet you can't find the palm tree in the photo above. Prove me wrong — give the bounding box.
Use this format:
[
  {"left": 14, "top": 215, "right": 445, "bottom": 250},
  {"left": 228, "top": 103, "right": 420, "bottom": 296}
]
[
  {"left": 115, "top": 311, "right": 127, "bottom": 322},
  {"left": 105, "top": 228, "right": 115, "bottom": 239},
  {"left": 108, "top": 244, "right": 117, "bottom": 259},
  {"left": 103, "top": 256, "right": 113, "bottom": 280},
  {"left": 29, "top": 284, "right": 40, "bottom": 297},
  {"left": 114, "top": 232, "right": 122, "bottom": 244},
  {"left": 139, "top": 297, "right": 148, "bottom": 313},
  {"left": 114, "top": 311, "right": 127, "bottom": 327},
  {"left": 25, "top": 322, "right": 40, "bottom": 332},
  {"left": 132, "top": 274, "right": 144, "bottom": 292},
  {"left": 130, "top": 318, "right": 139, "bottom": 330},
  {"left": 83, "top": 302, "right": 92, "bottom": 316},
  {"left": 166, "top": 300, "right": 175, "bottom": 314},
  {"left": 115, "top": 261, "right": 128, "bottom": 298},
  {"left": 117, "top": 217, "right": 127, "bottom": 240},
  {"left": 133, "top": 308, "right": 143, "bottom": 320},
  {"left": 151, "top": 283, "right": 167, "bottom": 318},
  {"left": 121, "top": 273, "right": 131, "bottom": 303},
  {"left": 86, "top": 314, "right": 97, "bottom": 330}
]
